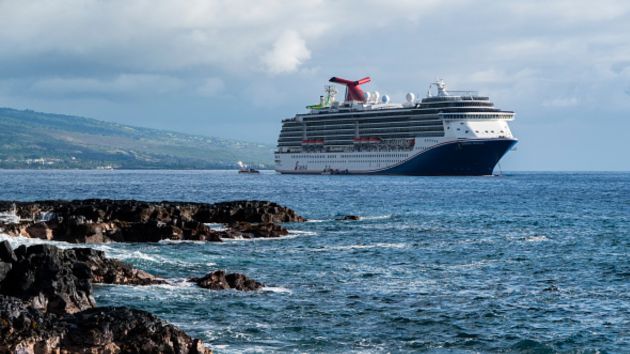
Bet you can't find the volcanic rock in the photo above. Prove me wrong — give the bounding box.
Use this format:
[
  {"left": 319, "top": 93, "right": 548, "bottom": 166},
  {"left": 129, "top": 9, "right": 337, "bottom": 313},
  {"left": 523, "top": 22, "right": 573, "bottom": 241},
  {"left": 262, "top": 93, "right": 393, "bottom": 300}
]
[
  {"left": 0, "top": 244, "right": 95, "bottom": 314},
  {"left": 73, "top": 247, "right": 166, "bottom": 286},
  {"left": 0, "top": 296, "right": 212, "bottom": 354},
  {"left": 0, "top": 199, "right": 304, "bottom": 243},
  {"left": 336, "top": 215, "right": 361, "bottom": 221},
  {"left": 0, "top": 240, "right": 17, "bottom": 263},
  {"left": 25, "top": 221, "right": 54, "bottom": 240},
  {"left": 224, "top": 221, "right": 289, "bottom": 239},
  {"left": 190, "top": 270, "right": 263, "bottom": 291},
  {"left": 0, "top": 242, "right": 212, "bottom": 353}
]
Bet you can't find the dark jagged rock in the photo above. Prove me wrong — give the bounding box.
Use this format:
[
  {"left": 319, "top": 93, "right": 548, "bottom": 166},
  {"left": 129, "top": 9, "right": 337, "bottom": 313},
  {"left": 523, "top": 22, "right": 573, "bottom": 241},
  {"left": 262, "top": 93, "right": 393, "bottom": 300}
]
[
  {"left": 0, "top": 240, "right": 16, "bottom": 263},
  {"left": 0, "top": 296, "right": 212, "bottom": 353},
  {"left": 190, "top": 270, "right": 263, "bottom": 291},
  {"left": 223, "top": 221, "right": 289, "bottom": 239},
  {"left": 0, "top": 244, "right": 165, "bottom": 314},
  {"left": 1, "top": 244, "right": 96, "bottom": 314},
  {"left": 73, "top": 248, "right": 166, "bottom": 286},
  {"left": 0, "top": 241, "right": 15, "bottom": 283},
  {"left": 336, "top": 215, "right": 361, "bottom": 221},
  {"left": 0, "top": 199, "right": 305, "bottom": 243},
  {"left": 0, "top": 242, "right": 212, "bottom": 353},
  {"left": 192, "top": 200, "right": 306, "bottom": 224}
]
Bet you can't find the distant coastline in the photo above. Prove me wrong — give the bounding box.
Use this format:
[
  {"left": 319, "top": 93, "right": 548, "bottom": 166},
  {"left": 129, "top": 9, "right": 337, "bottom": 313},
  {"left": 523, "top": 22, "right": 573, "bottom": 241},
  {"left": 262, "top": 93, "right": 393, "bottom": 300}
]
[{"left": 0, "top": 107, "right": 273, "bottom": 169}]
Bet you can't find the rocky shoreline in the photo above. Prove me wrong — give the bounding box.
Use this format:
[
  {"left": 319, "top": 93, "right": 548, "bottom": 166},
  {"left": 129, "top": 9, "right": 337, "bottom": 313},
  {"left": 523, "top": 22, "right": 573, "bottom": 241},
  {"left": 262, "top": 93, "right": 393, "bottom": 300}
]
[
  {"left": 0, "top": 199, "right": 305, "bottom": 243},
  {"left": 0, "top": 241, "right": 214, "bottom": 353},
  {"left": 0, "top": 199, "right": 305, "bottom": 353}
]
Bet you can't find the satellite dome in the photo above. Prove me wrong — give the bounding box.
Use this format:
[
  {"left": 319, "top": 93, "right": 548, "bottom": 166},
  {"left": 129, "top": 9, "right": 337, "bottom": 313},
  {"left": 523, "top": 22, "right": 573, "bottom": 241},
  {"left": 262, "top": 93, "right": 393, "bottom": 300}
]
[
  {"left": 406, "top": 92, "right": 416, "bottom": 103},
  {"left": 381, "top": 94, "right": 390, "bottom": 104}
]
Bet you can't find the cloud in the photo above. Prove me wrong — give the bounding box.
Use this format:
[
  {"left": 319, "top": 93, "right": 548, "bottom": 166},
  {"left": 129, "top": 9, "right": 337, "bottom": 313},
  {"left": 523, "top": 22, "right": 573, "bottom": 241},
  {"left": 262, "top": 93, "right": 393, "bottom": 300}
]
[
  {"left": 197, "top": 77, "right": 225, "bottom": 97},
  {"left": 262, "top": 31, "right": 311, "bottom": 74},
  {"left": 30, "top": 74, "right": 184, "bottom": 97},
  {"left": 543, "top": 97, "right": 579, "bottom": 107}
]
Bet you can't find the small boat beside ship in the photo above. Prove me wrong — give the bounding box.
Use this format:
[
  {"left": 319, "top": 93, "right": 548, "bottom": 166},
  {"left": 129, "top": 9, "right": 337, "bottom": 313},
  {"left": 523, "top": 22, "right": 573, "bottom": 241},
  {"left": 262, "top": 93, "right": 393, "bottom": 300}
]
[{"left": 237, "top": 161, "right": 260, "bottom": 174}]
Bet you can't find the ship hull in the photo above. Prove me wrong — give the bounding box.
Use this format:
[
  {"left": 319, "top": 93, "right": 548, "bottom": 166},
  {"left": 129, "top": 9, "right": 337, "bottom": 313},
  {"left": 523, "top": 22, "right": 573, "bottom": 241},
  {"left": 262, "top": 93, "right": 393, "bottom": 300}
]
[
  {"left": 276, "top": 138, "right": 517, "bottom": 176},
  {"left": 375, "top": 138, "right": 517, "bottom": 176}
]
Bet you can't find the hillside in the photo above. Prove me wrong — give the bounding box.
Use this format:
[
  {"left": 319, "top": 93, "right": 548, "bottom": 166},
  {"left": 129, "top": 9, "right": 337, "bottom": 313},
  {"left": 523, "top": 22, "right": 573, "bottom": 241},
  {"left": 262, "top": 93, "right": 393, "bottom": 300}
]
[{"left": 0, "top": 108, "right": 274, "bottom": 169}]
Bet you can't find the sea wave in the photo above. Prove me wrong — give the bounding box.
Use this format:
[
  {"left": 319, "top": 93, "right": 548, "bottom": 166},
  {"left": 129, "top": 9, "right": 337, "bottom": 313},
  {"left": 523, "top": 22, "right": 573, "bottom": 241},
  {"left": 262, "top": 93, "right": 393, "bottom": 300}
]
[
  {"left": 204, "top": 223, "right": 227, "bottom": 231},
  {"left": 261, "top": 286, "right": 292, "bottom": 294},
  {"left": 524, "top": 235, "right": 549, "bottom": 242},
  {"left": 360, "top": 214, "right": 392, "bottom": 221},
  {"left": 305, "top": 219, "right": 329, "bottom": 223},
  {"left": 311, "top": 242, "right": 408, "bottom": 252},
  {"left": 0, "top": 233, "right": 114, "bottom": 252}
]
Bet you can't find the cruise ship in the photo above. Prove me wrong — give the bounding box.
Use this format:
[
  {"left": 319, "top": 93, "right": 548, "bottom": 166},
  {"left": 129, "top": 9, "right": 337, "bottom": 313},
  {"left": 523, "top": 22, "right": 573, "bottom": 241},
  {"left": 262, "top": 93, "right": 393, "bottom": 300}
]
[{"left": 274, "top": 76, "right": 517, "bottom": 175}]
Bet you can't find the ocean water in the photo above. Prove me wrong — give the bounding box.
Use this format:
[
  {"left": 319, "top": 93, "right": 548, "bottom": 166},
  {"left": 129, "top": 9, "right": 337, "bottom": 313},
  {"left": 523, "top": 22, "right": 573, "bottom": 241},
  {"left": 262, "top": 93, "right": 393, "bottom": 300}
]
[{"left": 0, "top": 170, "right": 628, "bottom": 353}]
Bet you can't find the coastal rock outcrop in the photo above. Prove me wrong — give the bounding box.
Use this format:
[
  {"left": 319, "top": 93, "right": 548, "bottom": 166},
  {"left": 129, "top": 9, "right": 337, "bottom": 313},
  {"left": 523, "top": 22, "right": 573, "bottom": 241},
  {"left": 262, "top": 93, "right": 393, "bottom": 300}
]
[
  {"left": 73, "top": 248, "right": 166, "bottom": 286},
  {"left": 0, "top": 199, "right": 304, "bottom": 243},
  {"left": 190, "top": 270, "right": 263, "bottom": 291},
  {"left": 0, "top": 244, "right": 96, "bottom": 314},
  {"left": 0, "top": 242, "right": 212, "bottom": 353},
  {"left": 0, "top": 244, "right": 165, "bottom": 314},
  {"left": 336, "top": 215, "right": 361, "bottom": 221},
  {"left": 223, "top": 221, "right": 290, "bottom": 239},
  {"left": 0, "top": 296, "right": 212, "bottom": 354}
]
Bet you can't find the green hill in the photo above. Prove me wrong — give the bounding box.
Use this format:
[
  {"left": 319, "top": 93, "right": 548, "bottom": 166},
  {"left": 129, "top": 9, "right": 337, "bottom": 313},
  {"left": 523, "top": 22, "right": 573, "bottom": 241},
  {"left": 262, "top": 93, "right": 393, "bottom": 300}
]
[{"left": 0, "top": 108, "right": 274, "bottom": 169}]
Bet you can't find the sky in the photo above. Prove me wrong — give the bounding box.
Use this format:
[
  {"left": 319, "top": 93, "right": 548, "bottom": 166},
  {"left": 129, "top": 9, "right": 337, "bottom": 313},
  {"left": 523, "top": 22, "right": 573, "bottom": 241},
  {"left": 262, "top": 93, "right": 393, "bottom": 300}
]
[{"left": 0, "top": 0, "right": 629, "bottom": 171}]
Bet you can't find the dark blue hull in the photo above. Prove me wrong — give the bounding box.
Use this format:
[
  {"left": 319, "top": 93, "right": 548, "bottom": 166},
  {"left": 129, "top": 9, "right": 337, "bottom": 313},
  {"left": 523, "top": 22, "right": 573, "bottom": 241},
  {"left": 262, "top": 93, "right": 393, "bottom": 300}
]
[
  {"left": 277, "top": 138, "right": 517, "bottom": 176},
  {"left": 373, "top": 138, "right": 517, "bottom": 176}
]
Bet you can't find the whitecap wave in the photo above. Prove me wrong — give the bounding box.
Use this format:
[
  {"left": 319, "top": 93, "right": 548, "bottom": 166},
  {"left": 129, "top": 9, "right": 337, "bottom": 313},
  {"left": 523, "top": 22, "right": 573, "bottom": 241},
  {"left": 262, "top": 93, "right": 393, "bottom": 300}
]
[
  {"left": 288, "top": 230, "right": 317, "bottom": 236},
  {"left": 158, "top": 239, "right": 206, "bottom": 245},
  {"left": 359, "top": 214, "right": 392, "bottom": 221},
  {"left": 311, "top": 242, "right": 408, "bottom": 252},
  {"left": 305, "top": 219, "right": 330, "bottom": 223},
  {"left": 0, "top": 233, "right": 94, "bottom": 250},
  {"left": 204, "top": 223, "right": 227, "bottom": 231},
  {"left": 0, "top": 210, "right": 20, "bottom": 224},
  {"left": 524, "top": 235, "right": 549, "bottom": 242},
  {"left": 261, "top": 286, "right": 292, "bottom": 294}
]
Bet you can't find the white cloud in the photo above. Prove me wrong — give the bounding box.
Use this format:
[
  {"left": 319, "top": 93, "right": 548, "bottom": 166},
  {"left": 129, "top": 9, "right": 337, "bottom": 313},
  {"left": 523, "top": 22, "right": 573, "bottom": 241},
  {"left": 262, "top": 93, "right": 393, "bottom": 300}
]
[{"left": 262, "top": 31, "right": 311, "bottom": 74}]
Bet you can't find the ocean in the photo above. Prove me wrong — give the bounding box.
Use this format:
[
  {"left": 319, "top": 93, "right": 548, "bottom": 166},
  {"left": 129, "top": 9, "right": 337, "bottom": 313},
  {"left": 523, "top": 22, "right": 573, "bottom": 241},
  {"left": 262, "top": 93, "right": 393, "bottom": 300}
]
[{"left": 0, "top": 170, "right": 628, "bottom": 353}]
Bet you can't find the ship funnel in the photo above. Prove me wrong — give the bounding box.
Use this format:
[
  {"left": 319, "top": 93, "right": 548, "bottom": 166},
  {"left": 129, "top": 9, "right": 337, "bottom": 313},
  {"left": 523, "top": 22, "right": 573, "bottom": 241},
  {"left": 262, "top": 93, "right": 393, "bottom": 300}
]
[{"left": 329, "top": 76, "right": 371, "bottom": 102}]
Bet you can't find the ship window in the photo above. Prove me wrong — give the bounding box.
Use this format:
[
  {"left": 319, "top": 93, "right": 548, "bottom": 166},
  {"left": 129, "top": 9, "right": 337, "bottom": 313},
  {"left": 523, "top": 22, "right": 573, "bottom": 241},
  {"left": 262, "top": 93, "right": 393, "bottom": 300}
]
[{"left": 475, "top": 130, "right": 479, "bottom": 133}]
